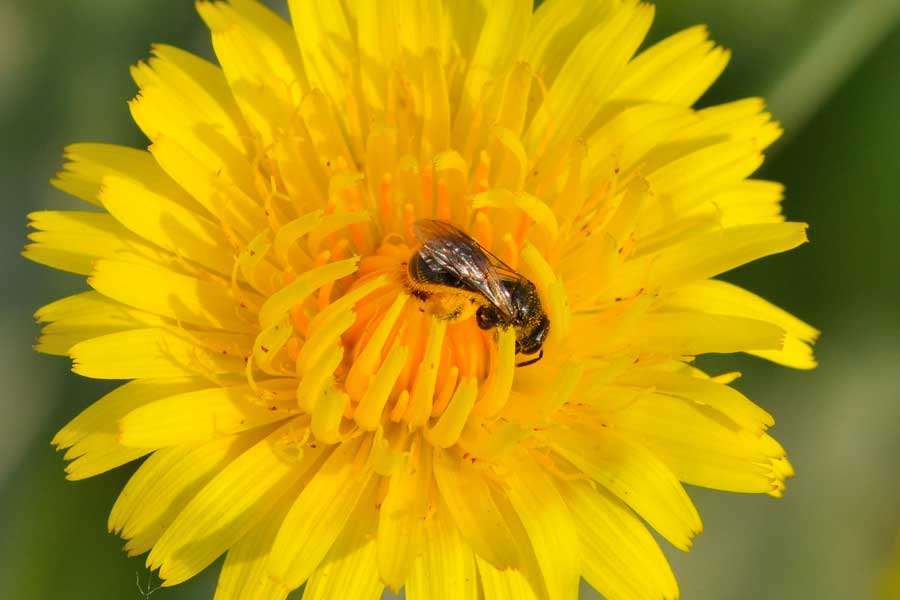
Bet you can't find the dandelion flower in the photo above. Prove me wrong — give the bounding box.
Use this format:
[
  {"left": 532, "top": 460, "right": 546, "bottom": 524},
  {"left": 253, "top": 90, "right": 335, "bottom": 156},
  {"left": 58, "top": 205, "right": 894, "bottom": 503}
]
[{"left": 26, "top": 1, "right": 817, "bottom": 598}]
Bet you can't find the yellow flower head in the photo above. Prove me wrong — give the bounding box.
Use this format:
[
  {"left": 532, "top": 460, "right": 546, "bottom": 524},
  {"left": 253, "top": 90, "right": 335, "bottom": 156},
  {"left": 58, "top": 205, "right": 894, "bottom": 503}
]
[{"left": 26, "top": 1, "right": 817, "bottom": 598}]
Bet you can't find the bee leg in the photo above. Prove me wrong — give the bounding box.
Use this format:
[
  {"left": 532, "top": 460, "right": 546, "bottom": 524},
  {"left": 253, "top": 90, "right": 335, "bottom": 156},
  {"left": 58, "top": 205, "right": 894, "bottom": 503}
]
[{"left": 515, "top": 350, "right": 543, "bottom": 368}]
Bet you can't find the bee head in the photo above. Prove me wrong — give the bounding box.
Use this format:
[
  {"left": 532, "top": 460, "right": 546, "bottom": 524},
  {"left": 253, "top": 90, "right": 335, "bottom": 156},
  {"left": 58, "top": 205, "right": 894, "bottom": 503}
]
[
  {"left": 515, "top": 314, "right": 550, "bottom": 356},
  {"left": 505, "top": 279, "right": 541, "bottom": 324}
]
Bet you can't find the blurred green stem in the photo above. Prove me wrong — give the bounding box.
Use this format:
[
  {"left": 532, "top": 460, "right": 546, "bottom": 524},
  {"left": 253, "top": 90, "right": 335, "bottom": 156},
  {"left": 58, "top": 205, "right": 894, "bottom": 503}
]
[{"left": 767, "top": 0, "right": 900, "bottom": 142}]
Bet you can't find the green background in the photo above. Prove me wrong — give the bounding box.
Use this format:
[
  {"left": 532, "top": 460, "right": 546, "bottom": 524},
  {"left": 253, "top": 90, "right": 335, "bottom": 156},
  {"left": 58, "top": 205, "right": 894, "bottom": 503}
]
[{"left": 1, "top": 1, "right": 898, "bottom": 598}]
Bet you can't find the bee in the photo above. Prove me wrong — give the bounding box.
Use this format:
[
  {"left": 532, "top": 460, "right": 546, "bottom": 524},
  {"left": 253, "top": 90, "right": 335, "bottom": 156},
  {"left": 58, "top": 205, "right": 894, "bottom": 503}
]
[{"left": 406, "top": 219, "right": 550, "bottom": 366}]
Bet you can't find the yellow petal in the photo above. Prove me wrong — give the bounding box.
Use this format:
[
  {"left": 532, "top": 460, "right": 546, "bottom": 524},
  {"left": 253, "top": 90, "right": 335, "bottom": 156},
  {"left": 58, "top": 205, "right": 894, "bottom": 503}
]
[
  {"left": 575, "top": 310, "right": 786, "bottom": 358},
  {"left": 560, "top": 479, "right": 678, "bottom": 600},
  {"left": 713, "top": 179, "right": 785, "bottom": 227},
  {"left": 585, "top": 103, "right": 697, "bottom": 181},
  {"left": 147, "top": 134, "right": 267, "bottom": 243},
  {"left": 432, "top": 448, "right": 518, "bottom": 569},
  {"left": 99, "top": 175, "right": 236, "bottom": 276},
  {"left": 132, "top": 43, "right": 250, "bottom": 152},
  {"left": 422, "top": 46, "right": 452, "bottom": 158},
  {"left": 406, "top": 503, "right": 478, "bottom": 600},
  {"left": 524, "top": 0, "right": 616, "bottom": 87},
  {"left": 214, "top": 490, "right": 294, "bottom": 600},
  {"left": 614, "top": 367, "right": 774, "bottom": 434},
  {"left": 678, "top": 98, "right": 782, "bottom": 151},
  {"left": 665, "top": 279, "right": 818, "bottom": 368},
  {"left": 642, "top": 141, "right": 764, "bottom": 230},
  {"left": 34, "top": 291, "right": 168, "bottom": 356},
  {"left": 53, "top": 378, "right": 209, "bottom": 480},
  {"left": 451, "top": 0, "right": 532, "bottom": 164},
  {"left": 210, "top": 49, "right": 288, "bottom": 155},
  {"left": 148, "top": 417, "right": 320, "bottom": 586},
  {"left": 287, "top": 0, "right": 353, "bottom": 111},
  {"left": 112, "top": 431, "right": 266, "bottom": 556},
  {"left": 52, "top": 378, "right": 207, "bottom": 451},
  {"left": 355, "top": 0, "right": 451, "bottom": 123},
  {"left": 70, "top": 328, "right": 248, "bottom": 380},
  {"left": 353, "top": 2, "right": 393, "bottom": 118},
  {"left": 300, "top": 476, "right": 384, "bottom": 600},
  {"left": 51, "top": 143, "right": 190, "bottom": 208},
  {"left": 268, "top": 438, "right": 373, "bottom": 589},
  {"left": 525, "top": 2, "right": 653, "bottom": 151},
  {"left": 545, "top": 425, "right": 702, "bottom": 551},
  {"left": 89, "top": 259, "right": 256, "bottom": 333},
  {"left": 205, "top": 0, "right": 307, "bottom": 88},
  {"left": 476, "top": 556, "right": 539, "bottom": 599},
  {"left": 608, "top": 222, "right": 809, "bottom": 297},
  {"left": 612, "top": 25, "right": 730, "bottom": 107},
  {"left": 24, "top": 211, "right": 159, "bottom": 276},
  {"left": 752, "top": 337, "right": 818, "bottom": 371},
  {"left": 505, "top": 453, "right": 580, "bottom": 600},
  {"left": 636, "top": 312, "right": 785, "bottom": 356},
  {"left": 129, "top": 42, "right": 255, "bottom": 196},
  {"left": 377, "top": 440, "right": 431, "bottom": 590},
  {"left": 118, "top": 385, "right": 293, "bottom": 448},
  {"left": 610, "top": 390, "right": 791, "bottom": 495}
]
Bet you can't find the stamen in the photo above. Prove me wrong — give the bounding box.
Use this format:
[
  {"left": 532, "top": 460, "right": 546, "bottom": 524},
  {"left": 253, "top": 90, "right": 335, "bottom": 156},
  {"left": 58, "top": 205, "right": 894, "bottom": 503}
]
[
  {"left": 258, "top": 257, "right": 359, "bottom": 329},
  {"left": 389, "top": 389, "right": 410, "bottom": 423},
  {"left": 290, "top": 304, "right": 309, "bottom": 336},
  {"left": 295, "top": 344, "right": 343, "bottom": 413},
  {"left": 425, "top": 377, "right": 478, "bottom": 448},
  {"left": 310, "top": 385, "right": 348, "bottom": 444},
  {"left": 448, "top": 320, "right": 487, "bottom": 380},
  {"left": 403, "top": 202, "right": 416, "bottom": 241},
  {"left": 472, "top": 150, "right": 491, "bottom": 193},
  {"left": 420, "top": 165, "right": 434, "bottom": 218},
  {"left": 500, "top": 233, "right": 519, "bottom": 268},
  {"left": 379, "top": 174, "right": 394, "bottom": 227},
  {"left": 307, "top": 211, "right": 370, "bottom": 256},
  {"left": 238, "top": 231, "right": 279, "bottom": 295},
  {"left": 371, "top": 426, "right": 408, "bottom": 477},
  {"left": 432, "top": 364, "right": 460, "bottom": 416},
  {"left": 273, "top": 210, "right": 323, "bottom": 262},
  {"left": 406, "top": 318, "right": 447, "bottom": 427},
  {"left": 317, "top": 239, "right": 350, "bottom": 309},
  {"left": 252, "top": 315, "right": 293, "bottom": 375},
  {"left": 514, "top": 213, "right": 531, "bottom": 247},
  {"left": 354, "top": 342, "right": 409, "bottom": 430},
  {"left": 473, "top": 210, "right": 494, "bottom": 250},
  {"left": 299, "top": 275, "right": 389, "bottom": 373},
  {"left": 436, "top": 178, "right": 451, "bottom": 221},
  {"left": 344, "top": 293, "right": 409, "bottom": 398},
  {"left": 474, "top": 328, "right": 516, "bottom": 417}
]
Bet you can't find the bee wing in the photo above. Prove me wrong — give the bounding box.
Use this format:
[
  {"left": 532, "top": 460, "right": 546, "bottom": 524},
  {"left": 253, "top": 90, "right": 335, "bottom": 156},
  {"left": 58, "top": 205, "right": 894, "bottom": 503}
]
[{"left": 413, "top": 220, "right": 516, "bottom": 319}]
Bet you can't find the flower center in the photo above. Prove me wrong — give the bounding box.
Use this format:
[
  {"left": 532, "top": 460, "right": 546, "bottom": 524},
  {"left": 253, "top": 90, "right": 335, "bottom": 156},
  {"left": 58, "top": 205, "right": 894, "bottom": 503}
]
[{"left": 244, "top": 149, "right": 534, "bottom": 449}]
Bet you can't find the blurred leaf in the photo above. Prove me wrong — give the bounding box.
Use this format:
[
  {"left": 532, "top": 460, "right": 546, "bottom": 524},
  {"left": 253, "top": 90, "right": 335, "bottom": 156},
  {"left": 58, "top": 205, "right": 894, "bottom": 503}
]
[{"left": 766, "top": 0, "right": 900, "bottom": 142}]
